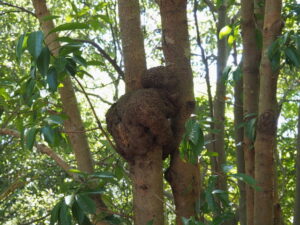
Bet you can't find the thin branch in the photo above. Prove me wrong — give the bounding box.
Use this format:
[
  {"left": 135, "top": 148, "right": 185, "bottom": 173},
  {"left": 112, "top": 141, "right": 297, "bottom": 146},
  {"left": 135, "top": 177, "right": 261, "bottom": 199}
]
[
  {"left": 0, "top": 10, "right": 21, "bottom": 15},
  {"left": 73, "top": 39, "right": 124, "bottom": 78},
  {"left": 194, "top": 0, "right": 214, "bottom": 121},
  {"left": 74, "top": 86, "right": 113, "bottom": 105},
  {"left": 203, "top": 0, "right": 217, "bottom": 12},
  {"left": 63, "top": 127, "right": 100, "bottom": 133},
  {"left": 0, "top": 1, "right": 36, "bottom": 17},
  {"left": 0, "top": 128, "right": 75, "bottom": 178},
  {"left": 73, "top": 77, "right": 117, "bottom": 151},
  {"left": 19, "top": 213, "right": 50, "bottom": 225}
]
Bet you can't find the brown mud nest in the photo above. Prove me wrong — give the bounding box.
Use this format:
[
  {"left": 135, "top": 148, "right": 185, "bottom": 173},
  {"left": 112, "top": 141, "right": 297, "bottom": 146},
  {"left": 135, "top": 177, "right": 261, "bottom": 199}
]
[{"left": 106, "top": 66, "right": 180, "bottom": 162}]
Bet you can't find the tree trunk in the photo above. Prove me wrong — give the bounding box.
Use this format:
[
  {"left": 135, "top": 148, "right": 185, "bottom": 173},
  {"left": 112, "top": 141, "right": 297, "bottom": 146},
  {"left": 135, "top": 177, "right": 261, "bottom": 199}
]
[
  {"left": 254, "top": 0, "right": 282, "bottom": 224},
  {"left": 158, "top": 1, "right": 200, "bottom": 224},
  {"left": 234, "top": 67, "right": 246, "bottom": 225},
  {"left": 294, "top": 104, "right": 300, "bottom": 225},
  {"left": 118, "top": 0, "right": 146, "bottom": 92},
  {"left": 241, "top": 0, "right": 263, "bottom": 224},
  {"left": 31, "top": 1, "right": 108, "bottom": 224},
  {"left": 117, "top": 1, "right": 164, "bottom": 224},
  {"left": 212, "top": 0, "right": 230, "bottom": 193}
]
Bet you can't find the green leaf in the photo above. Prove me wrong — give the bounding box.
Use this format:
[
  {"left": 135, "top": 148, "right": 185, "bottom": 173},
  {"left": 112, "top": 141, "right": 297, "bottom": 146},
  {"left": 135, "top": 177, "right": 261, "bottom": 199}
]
[
  {"left": 27, "top": 31, "right": 44, "bottom": 60},
  {"left": 73, "top": 55, "right": 87, "bottom": 67},
  {"left": 268, "top": 40, "right": 281, "bottom": 70},
  {"left": 65, "top": 58, "right": 77, "bottom": 76},
  {"left": 75, "top": 194, "right": 96, "bottom": 214},
  {"left": 219, "top": 26, "right": 232, "bottom": 39},
  {"left": 37, "top": 47, "right": 50, "bottom": 77},
  {"left": 222, "top": 66, "right": 232, "bottom": 82},
  {"left": 42, "top": 15, "right": 60, "bottom": 21},
  {"left": 25, "top": 128, "right": 38, "bottom": 150},
  {"left": 72, "top": 201, "right": 85, "bottom": 224},
  {"left": 54, "top": 57, "right": 68, "bottom": 73},
  {"left": 41, "top": 126, "right": 55, "bottom": 145},
  {"left": 146, "top": 219, "right": 154, "bottom": 225},
  {"left": 50, "top": 201, "right": 62, "bottom": 225},
  {"left": 65, "top": 194, "right": 75, "bottom": 207},
  {"left": 59, "top": 201, "right": 72, "bottom": 225},
  {"left": 245, "top": 117, "right": 257, "bottom": 141},
  {"left": 47, "top": 67, "right": 58, "bottom": 92},
  {"left": 188, "top": 121, "right": 201, "bottom": 145},
  {"left": 69, "top": 169, "right": 87, "bottom": 175},
  {"left": 46, "top": 114, "right": 65, "bottom": 125},
  {"left": 228, "top": 35, "right": 235, "bottom": 45},
  {"left": 49, "top": 22, "right": 89, "bottom": 34},
  {"left": 16, "top": 34, "right": 26, "bottom": 61},
  {"left": 91, "top": 171, "right": 115, "bottom": 179},
  {"left": 230, "top": 173, "right": 261, "bottom": 191},
  {"left": 30, "top": 65, "right": 37, "bottom": 79},
  {"left": 285, "top": 47, "right": 300, "bottom": 67}
]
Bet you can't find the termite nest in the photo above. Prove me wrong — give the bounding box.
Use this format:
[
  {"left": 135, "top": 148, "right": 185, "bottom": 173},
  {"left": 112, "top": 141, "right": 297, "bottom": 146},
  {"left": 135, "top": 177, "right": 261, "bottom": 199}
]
[{"left": 106, "top": 66, "right": 181, "bottom": 162}]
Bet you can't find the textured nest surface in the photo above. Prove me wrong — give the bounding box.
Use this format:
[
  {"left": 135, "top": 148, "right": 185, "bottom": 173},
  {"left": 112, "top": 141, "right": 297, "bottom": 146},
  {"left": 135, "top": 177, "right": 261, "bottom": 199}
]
[{"left": 106, "top": 66, "right": 180, "bottom": 161}]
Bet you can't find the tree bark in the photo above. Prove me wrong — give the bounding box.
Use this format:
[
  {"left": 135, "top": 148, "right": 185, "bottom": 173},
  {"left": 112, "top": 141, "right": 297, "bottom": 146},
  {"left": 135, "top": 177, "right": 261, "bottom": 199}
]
[
  {"left": 31, "top": 1, "right": 108, "bottom": 224},
  {"left": 32, "top": 0, "right": 94, "bottom": 174},
  {"left": 158, "top": 1, "right": 200, "bottom": 224},
  {"left": 294, "top": 104, "right": 300, "bottom": 225},
  {"left": 234, "top": 68, "right": 246, "bottom": 225},
  {"left": 212, "top": 0, "right": 230, "bottom": 193},
  {"left": 118, "top": 0, "right": 146, "bottom": 92},
  {"left": 241, "top": 0, "right": 263, "bottom": 224},
  {"left": 118, "top": 1, "right": 164, "bottom": 224},
  {"left": 254, "top": 0, "right": 282, "bottom": 224}
]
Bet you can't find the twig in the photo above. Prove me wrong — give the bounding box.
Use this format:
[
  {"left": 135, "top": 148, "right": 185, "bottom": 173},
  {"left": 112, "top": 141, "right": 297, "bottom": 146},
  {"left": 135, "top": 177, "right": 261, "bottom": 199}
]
[
  {"left": 73, "top": 77, "right": 117, "bottom": 151},
  {"left": 97, "top": 206, "right": 132, "bottom": 220},
  {"left": 0, "top": 128, "right": 75, "bottom": 178},
  {"left": 0, "top": 1, "right": 36, "bottom": 17},
  {"left": 194, "top": 0, "right": 214, "bottom": 121},
  {"left": 19, "top": 213, "right": 50, "bottom": 225},
  {"left": 74, "top": 86, "right": 113, "bottom": 105},
  {"left": 73, "top": 39, "right": 124, "bottom": 78},
  {"left": 203, "top": 0, "right": 217, "bottom": 12},
  {"left": 63, "top": 127, "right": 100, "bottom": 133}
]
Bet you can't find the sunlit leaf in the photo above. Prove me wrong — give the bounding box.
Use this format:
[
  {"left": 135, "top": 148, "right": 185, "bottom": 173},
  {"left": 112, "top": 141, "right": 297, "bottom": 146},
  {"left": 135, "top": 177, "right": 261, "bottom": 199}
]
[
  {"left": 65, "top": 194, "right": 75, "bottom": 206},
  {"left": 219, "top": 26, "right": 232, "bottom": 39},
  {"left": 16, "top": 34, "right": 26, "bottom": 61},
  {"left": 91, "top": 171, "right": 115, "bottom": 179},
  {"left": 230, "top": 173, "right": 262, "bottom": 191},
  {"left": 228, "top": 35, "right": 235, "bottom": 45},
  {"left": 42, "top": 15, "right": 60, "bottom": 21},
  {"left": 49, "top": 23, "right": 89, "bottom": 34}
]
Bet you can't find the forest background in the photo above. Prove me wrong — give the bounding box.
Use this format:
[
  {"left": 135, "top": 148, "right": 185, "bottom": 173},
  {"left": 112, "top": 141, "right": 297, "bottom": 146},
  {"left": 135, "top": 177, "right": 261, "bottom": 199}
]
[{"left": 0, "top": 0, "right": 300, "bottom": 225}]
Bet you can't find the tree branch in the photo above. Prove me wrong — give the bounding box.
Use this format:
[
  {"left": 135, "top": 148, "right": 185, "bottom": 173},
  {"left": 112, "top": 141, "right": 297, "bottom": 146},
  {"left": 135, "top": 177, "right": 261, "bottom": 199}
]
[
  {"left": 0, "top": 128, "right": 74, "bottom": 177},
  {"left": 73, "top": 77, "right": 117, "bottom": 151},
  {"left": 73, "top": 39, "right": 124, "bottom": 79},
  {"left": 203, "top": 0, "right": 217, "bottom": 12},
  {"left": 0, "top": 1, "right": 36, "bottom": 17}
]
